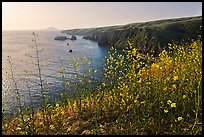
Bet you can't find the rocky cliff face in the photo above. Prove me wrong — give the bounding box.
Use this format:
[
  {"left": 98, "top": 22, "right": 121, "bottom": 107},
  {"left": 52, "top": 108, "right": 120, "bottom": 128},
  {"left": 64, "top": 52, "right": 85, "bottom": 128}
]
[{"left": 62, "top": 16, "right": 202, "bottom": 56}]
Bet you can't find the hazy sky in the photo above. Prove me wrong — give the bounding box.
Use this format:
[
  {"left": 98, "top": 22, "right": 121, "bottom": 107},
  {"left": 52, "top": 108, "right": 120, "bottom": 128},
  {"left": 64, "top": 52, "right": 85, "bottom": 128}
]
[{"left": 2, "top": 2, "right": 202, "bottom": 30}]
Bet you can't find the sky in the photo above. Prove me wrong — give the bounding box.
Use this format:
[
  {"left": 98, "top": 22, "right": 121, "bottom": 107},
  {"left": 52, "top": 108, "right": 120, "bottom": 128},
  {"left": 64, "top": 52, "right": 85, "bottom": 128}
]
[{"left": 2, "top": 2, "right": 202, "bottom": 30}]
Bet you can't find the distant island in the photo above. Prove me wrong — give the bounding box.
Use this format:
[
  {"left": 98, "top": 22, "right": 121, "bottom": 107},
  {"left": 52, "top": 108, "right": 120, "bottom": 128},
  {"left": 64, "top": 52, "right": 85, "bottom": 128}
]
[
  {"left": 45, "top": 27, "right": 58, "bottom": 31},
  {"left": 62, "top": 16, "right": 202, "bottom": 56}
]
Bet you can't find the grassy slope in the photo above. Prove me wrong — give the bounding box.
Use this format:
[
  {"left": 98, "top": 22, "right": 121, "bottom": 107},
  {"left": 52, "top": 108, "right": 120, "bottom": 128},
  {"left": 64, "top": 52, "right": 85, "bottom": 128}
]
[
  {"left": 62, "top": 16, "right": 202, "bottom": 55},
  {"left": 2, "top": 38, "right": 202, "bottom": 135}
]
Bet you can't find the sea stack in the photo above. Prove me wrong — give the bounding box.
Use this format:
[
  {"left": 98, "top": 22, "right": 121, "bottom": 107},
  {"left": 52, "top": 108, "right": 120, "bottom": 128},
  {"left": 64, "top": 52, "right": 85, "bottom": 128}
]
[
  {"left": 54, "top": 36, "right": 67, "bottom": 41},
  {"left": 70, "top": 35, "right": 77, "bottom": 40}
]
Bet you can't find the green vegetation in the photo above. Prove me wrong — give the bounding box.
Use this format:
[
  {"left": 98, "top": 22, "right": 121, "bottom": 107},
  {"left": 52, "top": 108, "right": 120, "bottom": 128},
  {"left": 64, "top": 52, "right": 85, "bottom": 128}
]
[
  {"left": 2, "top": 32, "right": 202, "bottom": 134},
  {"left": 62, "top": 16, "right": 202, "bottom": 55}
]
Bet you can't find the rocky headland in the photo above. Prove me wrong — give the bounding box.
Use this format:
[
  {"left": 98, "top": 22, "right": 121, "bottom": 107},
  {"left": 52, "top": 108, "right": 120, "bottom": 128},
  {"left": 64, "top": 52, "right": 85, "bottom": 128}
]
[{"left": 62, "top": 16, "right": 202, "bottom": 56}]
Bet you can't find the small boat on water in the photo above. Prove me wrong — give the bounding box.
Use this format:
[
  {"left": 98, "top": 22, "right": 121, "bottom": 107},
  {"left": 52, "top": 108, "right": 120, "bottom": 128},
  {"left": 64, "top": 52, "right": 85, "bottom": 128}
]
[
  {"left": 67, "top": 43, "right": 69, "bottom": 45},
  {"left": 69, "top": 49, "right": 73, "bottom": 52}
]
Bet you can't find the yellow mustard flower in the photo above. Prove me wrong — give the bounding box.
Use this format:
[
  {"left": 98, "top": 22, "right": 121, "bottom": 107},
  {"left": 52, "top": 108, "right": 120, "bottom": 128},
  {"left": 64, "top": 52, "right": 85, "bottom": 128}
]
[
  {"left": 132, "top": 48, "right": 137, "bottom": 56},
  {"left": 56, "top": 103, "right": 59, "bottom": 107},
  {"left": 152, "top": 63, "right": 160, "bottom": 69},
  {"left": 177, "top": 117, "right": 183, "bottom": 121},
  {"left": 50, "top": 124, "right": 55, "bottom": 130},
  {"left": 183, "top": 95, "right": 187, "bottom": 99},
  {"left": 164, "top": 109, "right": 169, "bottom": 113},
  {"left": 166, "top": 77, "right": 171, "bottom": 81},
  {"left": 171, "top": 103, "right": 176, "bottom": 108},
  {"left": 173, "top": 75, "right": 179, "bottom": 81},
  {"left": 172, "top": 84, "right": 176, "bottom": 89},
  {"left": 67, "top": 126, "right": 72, "bottom": 132},
  {"left": 122, "top": 98, "right": 125, "bottom": 103},
  {"left": 155, "top": 64, "right": 160, "bottom": 69},
  {"left": 167, "top": 100, "right": 172, "bottom": 105},
  {"left": 134, "top": 100, "right": 137, "bottom": 103},
  {"left": 163, "top": 87, "right": 167, "bottom": 91},
  {"left": 138, "top": 79, "right": 142, "bottom": 83},
  {"left": 140, "top": 101, "right": 145, "bottom": 104}
]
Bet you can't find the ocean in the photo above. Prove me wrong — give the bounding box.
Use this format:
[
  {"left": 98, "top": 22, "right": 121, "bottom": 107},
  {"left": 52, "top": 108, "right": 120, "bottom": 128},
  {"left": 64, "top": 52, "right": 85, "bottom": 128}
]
[{"left": 2, "top": 30, "right": 110, "bottom": 118}]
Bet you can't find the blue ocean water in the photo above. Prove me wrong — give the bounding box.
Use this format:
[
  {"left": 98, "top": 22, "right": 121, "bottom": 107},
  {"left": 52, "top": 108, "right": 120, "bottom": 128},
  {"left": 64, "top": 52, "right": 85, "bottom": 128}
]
[{"left": 2, "top": 30, "right": 110, "bottom": 117}]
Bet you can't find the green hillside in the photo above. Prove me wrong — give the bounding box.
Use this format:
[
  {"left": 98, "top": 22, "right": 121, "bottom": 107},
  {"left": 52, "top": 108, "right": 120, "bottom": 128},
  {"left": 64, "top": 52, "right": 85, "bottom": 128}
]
[{"left": 62, "top": 16, "right": 202, "bottom": 56}]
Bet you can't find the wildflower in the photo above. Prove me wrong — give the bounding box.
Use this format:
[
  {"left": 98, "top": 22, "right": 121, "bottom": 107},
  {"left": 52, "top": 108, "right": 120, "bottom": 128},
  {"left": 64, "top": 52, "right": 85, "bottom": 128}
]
[
  {"left": 56, "top": 103, "right": 59, "bottom": 107},
  {"left": 163, "top": 87, "right": 167, "bottom": 91},
  {"left": 39, "top": 121, "right": 44, "bottom": 125},
  {"left": 172, "top": 84, "right": 176, "bottom": 89},
  {"left": 138, "top": 78, "right": 142, "bottom": 83},
  {"left": 132, "top": 48, "right": 137, "bottom": 56},
  {"left": 122, "top": 98, "right": 125, "bottom": 103},
  {"left": 173, "top": 75, "right": 179, "bottom": 81},
  {"left": 171, "top": 103, "right": 176, "bottom": 108},
  {"left": 177, "top": 116, "right": 183, "bottom": 121},
  {"left": 164, "top": 109, "right": 169, "bottom": 113},
  {"left": 134, "top": 100, "right": 137, "bottom": 103},
  {"left": 67, "top": 126, "right": 72, "bottom": 132},
  {"left": 102, "top": 82, "right": 106, "bottom": 87},
  {"left": 140, "top": 101, "right": 145, "bottom": 104},
  {"left": 127, "top": 40, "right": 132, "bottom": 46},
  {"left": 167, "top": 100, "right": 172, "bottom": 105},
  {"left": 88, "top": 61, "right": 91, "bottom": 65},
  {"left": 50, "top": 124, "right": 55, "bottom": 130},
  {"left": 152, "top": 63, "right": 159, "bottom": 69},
  {"left": 166, "top": 77, "right": 170, "bottom": 81},
  {"left": 183, "top": 95, "right": 187, "bottom": 99},
  {"left": 99, "top": 124, "right": 103, "bottom": 128}
]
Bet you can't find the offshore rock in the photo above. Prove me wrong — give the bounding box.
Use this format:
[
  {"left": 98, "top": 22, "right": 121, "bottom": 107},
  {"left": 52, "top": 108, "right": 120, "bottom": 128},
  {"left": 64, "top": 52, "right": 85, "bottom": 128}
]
[
  {"left": 54, "top": 36, "right": 67, "bottom": 41},
  {"left": 70, "top": 35, "right": 77, "bottom": 40}
]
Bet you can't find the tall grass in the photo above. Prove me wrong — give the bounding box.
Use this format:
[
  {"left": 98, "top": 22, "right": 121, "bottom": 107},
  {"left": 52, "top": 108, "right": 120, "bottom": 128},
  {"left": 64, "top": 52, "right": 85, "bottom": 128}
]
[{"left": 2, "top": 34, "right": 202, "bottom": 135}]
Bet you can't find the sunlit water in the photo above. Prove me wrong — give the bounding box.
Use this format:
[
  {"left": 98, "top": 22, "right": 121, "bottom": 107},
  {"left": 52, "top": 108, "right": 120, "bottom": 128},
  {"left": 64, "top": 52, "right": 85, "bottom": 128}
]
[{"left": 2, "top": 30, "right": 110, "bottom": 118}]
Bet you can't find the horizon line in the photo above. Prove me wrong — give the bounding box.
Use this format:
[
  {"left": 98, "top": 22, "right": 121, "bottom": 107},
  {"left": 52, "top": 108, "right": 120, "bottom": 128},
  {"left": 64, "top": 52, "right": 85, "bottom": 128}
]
[{"left": 3, "top": 15, "right": 202, "bottom": 31}]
